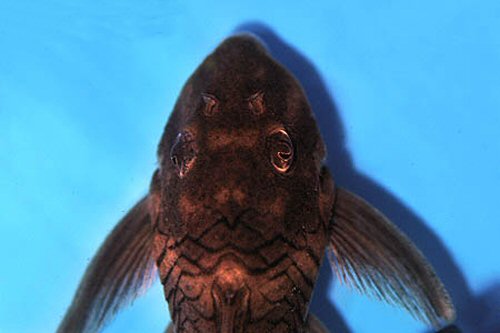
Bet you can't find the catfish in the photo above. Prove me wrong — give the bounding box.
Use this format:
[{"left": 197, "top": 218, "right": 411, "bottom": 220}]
[{"left": 57, "top": 35, "right": 455, "bottom": 333}]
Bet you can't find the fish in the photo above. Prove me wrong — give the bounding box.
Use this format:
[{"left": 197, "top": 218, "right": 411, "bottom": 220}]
[{"left": 57, "top": 34, "right": 456, "bottom": 333}]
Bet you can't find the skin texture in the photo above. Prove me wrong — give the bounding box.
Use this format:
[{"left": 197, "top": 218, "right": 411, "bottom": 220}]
[{"left": 57, "top": 35, "right": 456, "bottom": 333}]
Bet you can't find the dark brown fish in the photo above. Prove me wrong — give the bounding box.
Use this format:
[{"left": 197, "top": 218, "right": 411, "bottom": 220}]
[{"left": 57, "top": 35, "right": 455, "bottom": 333}]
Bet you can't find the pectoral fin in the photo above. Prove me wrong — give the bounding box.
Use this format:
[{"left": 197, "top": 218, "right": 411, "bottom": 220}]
[
  {"left": 58, "top": 196, "right": 157, "bottom": 333},
  {"left": 328, "top": 188, "right": 455, "bottom": 327}
]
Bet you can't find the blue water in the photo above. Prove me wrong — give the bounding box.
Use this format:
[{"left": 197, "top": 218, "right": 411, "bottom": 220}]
[{"left": 1, "top": 1, "right": 499, "bottom": 332}]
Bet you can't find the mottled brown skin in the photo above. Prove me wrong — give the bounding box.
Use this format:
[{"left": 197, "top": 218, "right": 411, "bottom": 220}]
[
  {"left": 150, "top": 36, "right": 332, "bottom": 332},
  {"left": 58, "top": 35, "right": 455, "bottom": 333}
]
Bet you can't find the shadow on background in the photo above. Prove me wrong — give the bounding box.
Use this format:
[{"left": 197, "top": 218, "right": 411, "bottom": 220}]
[{"left": 235, "top": 22, "right": 499, "bottom": 333}]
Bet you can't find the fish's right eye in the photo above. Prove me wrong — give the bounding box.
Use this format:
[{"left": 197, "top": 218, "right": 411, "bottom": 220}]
[
  {"left": 267, "top": 128, "right": 294, "bottom": 174},
  {"left": 170, "top": 131, "right": 197, "bottom": 177}
]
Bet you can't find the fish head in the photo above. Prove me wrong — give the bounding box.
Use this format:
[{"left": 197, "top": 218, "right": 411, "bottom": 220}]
[{"left": 152, "top": 35, "right": 327, "bottom": 239}]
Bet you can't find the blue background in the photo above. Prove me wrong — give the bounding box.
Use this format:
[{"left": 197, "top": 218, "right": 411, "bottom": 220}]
[{"left": 1, "top": 1, "right": 499, "bottom": 332}]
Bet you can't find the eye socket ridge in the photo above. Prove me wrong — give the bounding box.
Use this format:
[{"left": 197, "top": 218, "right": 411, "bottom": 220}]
[
  {"left": 170, "top": 131, "right": 197, "bottom": 177},
  {"left": 267, "top": 128, "right": 295, "bottom": 173}
]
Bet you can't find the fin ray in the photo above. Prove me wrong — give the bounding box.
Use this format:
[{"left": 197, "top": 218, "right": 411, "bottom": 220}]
[
  {"left": 328, "top": 188, "right": 455, "bottom": 327},
  {"left": 57, "top": 196, "right": 157, "bottom": 333}
]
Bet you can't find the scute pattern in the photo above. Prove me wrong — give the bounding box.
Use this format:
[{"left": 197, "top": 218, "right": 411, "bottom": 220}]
[{"left": 155, "top": 213, "right": 328, "bottom": 332}]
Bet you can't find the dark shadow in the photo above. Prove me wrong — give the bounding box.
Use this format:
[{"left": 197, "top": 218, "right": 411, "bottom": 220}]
[
  {"left": 310, "top": 259, "right": 353, "bottom": 333},
  {"left": 436, "top": 325, "right": 462, "bottom": 333},
  {"left": 472, "top": 283, "right": 500, "bottom": 333},
  {"left": 234, "top": 22, "right": 499, "bottom": 333},
  {"left": 431, "top": 282, "right": 500, "bottom": 333}
]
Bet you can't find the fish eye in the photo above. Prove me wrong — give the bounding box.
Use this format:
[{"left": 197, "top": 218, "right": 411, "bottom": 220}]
[
  {"left": 170, "top": 131, "right": 197, "bottom": 177},
  {"left": 267, "top": 129, "right": 294, "bottom": 173}
]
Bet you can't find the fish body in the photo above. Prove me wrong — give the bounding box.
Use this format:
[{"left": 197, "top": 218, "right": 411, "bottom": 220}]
[
  {"left": 58, "top": 35, "right": 455, "bottom": 333},
  {"left": 152, "top": 36, "right": 330, "bottom": 332}
]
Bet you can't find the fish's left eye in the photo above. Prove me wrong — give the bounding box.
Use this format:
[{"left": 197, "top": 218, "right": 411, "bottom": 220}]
[
  {"left": 170, "top": 131, "right": 197, "bottom": 177},
  {"left": 267, "top": 129, "right": 294, "bottom": 173}
]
